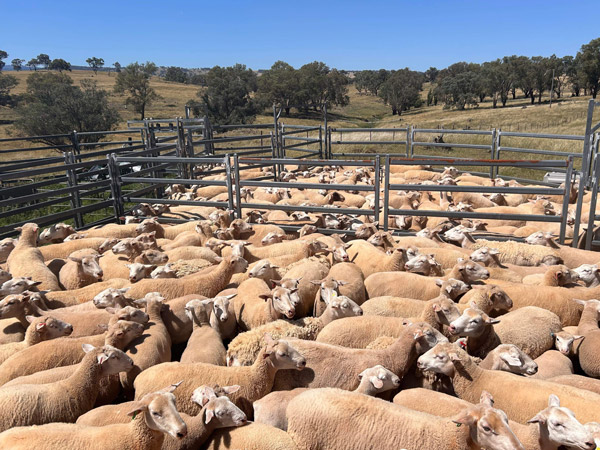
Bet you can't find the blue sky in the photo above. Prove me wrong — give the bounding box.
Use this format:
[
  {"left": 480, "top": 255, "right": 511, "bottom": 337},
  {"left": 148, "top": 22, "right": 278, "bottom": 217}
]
[{"left": 1, "top": 0, "right": 598, "bottom": 71}]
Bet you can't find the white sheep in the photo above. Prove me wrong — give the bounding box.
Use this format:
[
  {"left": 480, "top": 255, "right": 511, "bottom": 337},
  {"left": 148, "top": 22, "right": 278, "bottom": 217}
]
[
  {"left": 181, "top": 299, "right": 226, "bottom": 365},
  {"left": 150, "top": 263, "right": 177, "bottom": 279}
]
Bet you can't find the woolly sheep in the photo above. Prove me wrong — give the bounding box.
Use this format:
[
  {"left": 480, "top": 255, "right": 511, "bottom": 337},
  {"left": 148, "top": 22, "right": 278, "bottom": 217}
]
[
  {"left": 58, "top": 253, "right": 103, "bottom": 290},
  {"left": 180, "top": 299, "right": 226, "bottom": 365}
]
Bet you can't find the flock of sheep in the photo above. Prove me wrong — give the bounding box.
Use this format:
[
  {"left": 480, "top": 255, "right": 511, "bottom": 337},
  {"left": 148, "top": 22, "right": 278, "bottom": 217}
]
[{"left": 0, "top": 161, "right": 599, "bottom": 449}]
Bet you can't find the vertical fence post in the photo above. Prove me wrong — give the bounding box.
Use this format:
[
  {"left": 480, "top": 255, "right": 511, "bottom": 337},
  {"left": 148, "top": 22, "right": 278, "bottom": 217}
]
[
  {"left": 281, "top": 123, "right": 285, "bottom": 158},
  {"left": 203, "top": 116, "right": 214, "bottom": 155},
  {"left": 493, "top": 129, "right": 501, "bottom": 179},
  {"left": 584, "top": 155, "right": 600, "bottom": 250},
  {"left": 232, "top": 154, "right": 242, "bottom": 218},
  {"left": 409, "top": 126, "right": 415, "bottom": 157},
  {"left": 64, "top": 152, "right": 84, "bottom": 229},
  {"left": 270, "top": 132, "right": 278, "bottom": 179},
  {"left": 559, "top": 156, "right": 574, "bottom": 245},
  {"left": 405, "top": 127, "right": 411, "bottom": 157},
  {"left": 323, "top": 103, "right": 328, "bottom": 159},
  {"left": 383, "top": 154, "right": 391, "bottom": 231},
  {"left": 175, "top": 118, "right": 188, "bottom": 179},
  {"left": 318, "top": 126, "right": 323, "bottom": 159},
  {"left": 70, "top": 131, "right": 82, "bottom": 162},
  {"left": 489, "top": 128, "right": 497, "bottom": 179},
  {"left": 373, "top": 156, "right": 381, "bottom": 229},
  {"left": 224, "top": 154, "right": 237, "bottom": 217},
  {"left": 107, "top": 153, "right": 124, "bottom": 222},
  {"left": 581, "top": 99, "right": 597, "bottom": 187}
]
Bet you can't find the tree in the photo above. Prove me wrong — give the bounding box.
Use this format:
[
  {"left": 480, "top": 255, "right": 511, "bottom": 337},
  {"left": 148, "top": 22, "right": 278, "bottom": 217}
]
[
  {"left": 324, "top": 69, "right": 350, "bottom": 108},
  {"left": 114, "top": 62, "right": 160, "bottom": 120},
  {"left": 14, "top": 72, "right": 120, "bottom": 148},
  {"left": 27, "top": 58, "right": 39, "bottom": 71},
  {"left": 577, "top": 37, "right": 600, "bottom": 98},
  {"left": 0, "top": 50, "right": 7, "bottom": 71},
  {"left": 86, "top": 57, "right": 105, "bottom": 75},
  {"left": 296, "top": 61, "right": 349, "bottom": 111},
  {"left": 353, "top": 70, "right": 388, "bottom": 96},
  {"left": 379, "top": 68, "right": 424, "bottom": 115},
  {"left": 0, "top": 74, "right": 18, "bottom": 106},
  {"left": 257, "top": 61, "right": 299, "bottom": 115},
  {"left": 48, "top": 58, "right": 71, "bottom": 72},
  {"left": 113, "top": 62, "right": 121, "bottom": 73},
  {"left": 197, "top": 64, "right": 258, "bottom": 124},
  {"left": 188, "top": 73, "right": 206, "bottom": 86},
  {"left": 164, "top": 66, "right": 188, "bottom": 83},
  {"left": 482, "top": 59, "right": 511, "bottom": 107},
  {"left": 36, "top": 54, "right": 51, "bottom": 69},
  {"left": 425, "top": 67, "right": 439, "bottom": 83},
  {"left": 435, "top": 71, "right": 480, "bottom": 110},
  {"left": 11, "top": 58, "right": 24, "bottom": 71},
  {"left": 529, "top": 56, "right": 551, "bottom": 104}
]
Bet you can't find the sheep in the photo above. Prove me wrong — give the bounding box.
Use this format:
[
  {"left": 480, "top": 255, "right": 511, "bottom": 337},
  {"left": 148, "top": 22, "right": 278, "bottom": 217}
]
[
  {"left": 445, "top": 228, "right": 563, "bottom": 266},
  {"left": 92, "top": 287, "right": 133, "bottom": 308},
  {"left": 393, "top": 389, "right": 596, "bottom": 450},
  {"left": 125, "top": 256, "right": 247, "bottom": 300},
  {"left": 364, "top": 260, "right": 490, "bottom": 300},
  {"left": 526, "top": 231, "right": 600, "bottom": 268},
  {"left": 202, "top": 294, "right": 237, "bottom": 340},
  {"left": 226, "top": 296, "right": 363, "bottom": 367},
  {"left": 180, "top": 299, "right": 226, "bottom": 365},
  {"left": 573, "top": 299, "right": 600, "bottom": 378},
  {"left": 553, "top": 329, "right": 583, "bottom": 357},
  {"left": 286, "top": 388, "right": 525, "bottom": 450},
  {"left": 0, "top": 269, "right": 11, "bottom": 285},
  {"left": 272, "top": 322, "right": 441, "bottom": 392},
  {"left": 469, "top": 246, "right": 558, "bottom": 279},
  {"left": 479, "top": 343, "right": 539, "bottom": 375},
  {"left": 7, "top": 223, "right": 60, "bottom": 291},
  {"left": 0, "top": 385, "right": 188, "bottom": 450},
  {"left": 44, "top": 279, "right": 130, "bottom": 309},
  {"left": 0, "top": 319, "right": 143, "bottom": 386},
  {"left": 404, "top": 253, "right": 444, "bottom": 276},
  {"left": 119, "top": 295, "right": 172, "bottom": 397},
  {"left": 150, "top": 263, "right": 176, "bottom": 279},
  {"left": 324, "top": 261, "right": 367, "bottom": 305},
  {"left": 58, "top": 253, "right": 103, "bottom": 290},
  {"left": 573, "top": 264, "right": 600, "bottom": 287},
  {"left": 37, "top": 223, "right": 75, "bottom": 245},
  {"left": 134, "top": 249, "right": 168, "bottom": 265},
  {"left": 529, "top": 350, "right": 574, "bottom": 379},
  {"left": 0, "top": 344, "right": 133, "bottom": 431},
  {"left": 416, "top": 342, "right": 600, "bottom": 424},
  {"left": 0, "top": 315, "right": 73, "bottom": 365},
  {"left": 0, "top": 238, "right": 16, "bottom": 263},
  {"left": 203, "top": 421, "right": 298, "bottom": 450},
  {"left": 233, "top": 278, "right": 297, "bottom": 330},
  {"left": 282, "top": 258, "right": 330, "bottom": 317},
  {"left": 133, "top": 335, "right": 306, "bottom": 418},
  {"left": 345, "top": 239, "right": 408, "bottom": 278},
  {"left": 125, "top": 262, "right": 156, "bottom": 283},
  {"left": 522, "top": 264, "right": 579, "bottom": 286},
  {"left": 39, "top": 237, "right": 108, "bottom": 261},
  {"left": 247, "top": 260, "right": 283, "bottom": 284},
  {"left": 449, "top": 304, "right": 561, "bottom": 359},
  {"left": 0, "top": 276, "right": 41, "bottom": 296},
  {"left": 254, "top": 365, "right": 400, "bottom": 431}
]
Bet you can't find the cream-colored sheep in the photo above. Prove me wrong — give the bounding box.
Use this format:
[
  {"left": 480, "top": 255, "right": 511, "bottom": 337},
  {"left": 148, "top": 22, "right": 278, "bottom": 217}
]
[
  {"left": 528, "top": 350, "right": 574, "bottom": 379},
  {"left": 478, "top": 344, "right": 538, "bottom": 376},
  {"left": 39, "top": 237, "right": 107, "bottom": 261},
  {"left": 180, "top": 299, "right": 226, "bottom": 365},
  {"left": 44, "top": 278, "right": 129, "bottom": 308},
  {"left": 345, "top": 239, "right": 408, "bottom": 278},
  {"left": 58, "top": 252, "right": 103, "bottom": 290}
]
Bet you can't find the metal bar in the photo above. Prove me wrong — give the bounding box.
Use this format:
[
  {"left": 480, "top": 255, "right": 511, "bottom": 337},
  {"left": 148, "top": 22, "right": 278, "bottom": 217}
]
[
  {"left": 559, "top": 156, "right": 574, "bottom": 244},
  {"left": 412, "top": 142, "right": 492, "bottom": 150},
  {"left": 331, "top": 140, "right": 408, "bottom": 145},
  {"left": 107, "top": 154, "right": 124, "bottom": 220},
  {"left": 237, "top": 157, "right": 375, "bottom": 167},
  {"left": 124, "top": 197, "right": 230, "bottom": 208},
  {"left": 225, "top": 155, "right": 235, "bottom": 214},
  {"left": 0, "top": 196, "right": 73, "bottom": 220},
  {"left": 0, "top": 144, "right": 72, "bottom": 154},
  {"left": 413, "top": 128, "right": 493, "bottom": 135},
  {"left": 0, "top": 133, "right": 71, "bottom": 142},
  {"left": 388, "top": 158, "right": 568, "bottom": 168},
  {"left": 233, "top": 154, "right": 242, "bottom": 218},
  {"left": 499, "top": 131, "right": 585, "bottom": 140},
  {"left": 497, "top": 147, "right": 582, "bottom": 158},
  {"left": 387, "top": 208, "right": 562, "bottom": 222},
  {"left": 239, "top": 180, "right": 374, "bottom": 192},
  {"left": 383, "top": 154, "right": 391, "bottom": 231},
  {"left": 64, "top": 152, "right": 84, "bottom": 228},
  {"left": 331, "top": 128, "right": 409, "bottom": 133},
  {"left": 374, "top": 155, "right": 381, "bottom": 227},
  {"left": 387, "top": 184, "right": 564, "bottom": 195},
  {"left": 585, "top": 157, "right": 600, "bottom": 249}
]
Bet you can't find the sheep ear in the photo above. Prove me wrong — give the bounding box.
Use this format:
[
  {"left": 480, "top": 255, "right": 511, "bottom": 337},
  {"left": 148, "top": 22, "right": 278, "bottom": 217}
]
[
  {"left": 205, "top": 408, "right": 215, "bottom": 424},
  {"left": 35, "top": 321, "right": 47, "bottom": 331},
  {"left": 499, "top": 350, "right": 521, "bottom": 366},
  {"left": 222, "top": 385, "right": 241, "bottom": 394},
  {"left": 126, "top": 402, "right": 148, "bottom": 418},
  {"left": 270, "top": 280, "right": 282, "bottom": 286},
  {"left": 573, "top": 335, "right": 584, "bottom": 341},
  {"left": 435, "top": 279, "right": 444, "bottom": 287},
  {"left": 451, "top": 409, "right": 476, "bottom": 426},
  {"left": 480, "top": 391, "right": 494, "bottom": 407},
  {"left": 336, "top": 280, "right": 348, "bottom": 286},
  {"left": 573, "top": 299, "right": 587, "bottom": 306},
  {"left": 485, "top": 317, "right": 500, "bottom": 325},
  {"left": 25, "top": 315, "right": 36, "bottom": 324},
  {"left": 162, "top": 381, "right": 183, "bottom": 394},
  {"left": 82, "top": 343, "right": 95, "bottom": 353},
  {"left": 69, "top": 256, "right": 83, "bottom": 263},
  {"left": 258, "top": 294, "right": 272, "bottom": 301},
  {"left": 431, "top": 302, "right": 442, "bottom": 313},
  {"left": 310, "top": 280, "right": 323, "bottom": 285},
  {"left": 97, "top": 353, "right": 109, "bottom": 365},
  {"left": 369, "top": 376, "right": 384, "bottom": 389},
  {"left": 448, "top": 352, "right": 461, "bottom": 362},
  {"left": 527, "top": 412, "right": 546, "bottom": 424},
  {"left": 225, "top": 294, "right": 237, "bottom": 300},
  {"left": 548, "top": 394, "right": 560, "bottom": 407},
  {"left": 97, "top": 324, "right": 109, "bottom": 332}
]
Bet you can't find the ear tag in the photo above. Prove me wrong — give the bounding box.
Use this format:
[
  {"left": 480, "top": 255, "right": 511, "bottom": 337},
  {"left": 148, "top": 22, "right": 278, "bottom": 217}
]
[
  {"left": 456, "top": 423, "right": 462, "bottom": 427},
  {"left": 131, "top": 412, "right": 137, "bottom": 421}
]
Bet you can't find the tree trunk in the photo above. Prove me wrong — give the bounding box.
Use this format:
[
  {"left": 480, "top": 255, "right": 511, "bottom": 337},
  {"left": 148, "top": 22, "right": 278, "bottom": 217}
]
[
  {"left": 391, "top": 107, "right": 397, "bottom": 115},
  {"left": 511, "top": 87, "right": 516, "bottom": 99},
  {"left": 538, "top": 92, "right": 542, "bottom": 104},
  {"left": 285, "top": 107, "right": 290, "bottom": 115},
  {"left": 501, "top": 97, "right": 507, "bottom": 107},
  {"left": 530, "top": 93, "right": 535, "bottom": 104},
  {"left": 140, "top": 104, "right": 145, "bottom": 120}
]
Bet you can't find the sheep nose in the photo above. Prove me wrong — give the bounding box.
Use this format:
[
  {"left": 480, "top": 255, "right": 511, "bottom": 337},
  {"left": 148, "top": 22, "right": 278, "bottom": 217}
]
[{"left": 176, "top": 431, "right": 187, "bottom": 439}]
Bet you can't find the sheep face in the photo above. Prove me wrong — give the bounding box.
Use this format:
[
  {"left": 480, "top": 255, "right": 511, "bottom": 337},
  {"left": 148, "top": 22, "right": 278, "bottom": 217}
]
[
  {"left": 245, "top": 210, "right": 265, "bottom": 224},
  {"left": 573, "top": 264, "right": 599, "bottom": 287},
  {"left": 106, "top": 305, "right": 149, "bottom": 325},
  {"left": 229, "top": 241, "right": 249, "bottom": 258},
  {"left": 210, "top": 295, "right": 234, "bottom": 322},
  {"left": 404, "top": 254, "right": 439, "bottom": 275},
  {"left": 330, "top": 243, "right": 350, "bottom": 263},
  {"left": 132, "top": 203, "right": 155, "bottom": 217},
  {"left": 38, "top": 223, "right": 75, "bottom": 245},
  {"left": 393, "top": 215, "right": 412, "bottom": 230},
  {"left": 140, "top": 249, "right": 168, "bottom": 265},
  {"left": 367, "top": 231, "right": 393, "bottom": 248},
  {"left": 152, "top": 204, "right": 171, "bottom": 215},
  {"left": 248, "top": 261, "right": 278, "bottom": 280},
  {"left": 528, "top": 395, "right": 595, "bottom": 450},
  {"left": 69, "top": 255, "right": 103, "bottom": 281},
  {"left": 358, "top": 365, "right": 400, "bottom": 391},
  {"left": 551, "top": 266, "right": 578, "bottom": 286},
  {"left": 93, "top": 288, "right": 131, "bottom": 309},
  {"left": 299, "top": 224, "right": 317, "bottom": 236},
  {"left": 184, "top": 299, "right": 209, "bottom": 324},
  {"left": 107, "top": 320, "right": 145, "bottom": 347},
  {"left": 484, "top": 286, "right": 513, "bottom": 311},
  {"left": 452, "top": 392, "right": 525, "bottom": 450},
  {"left": 448, "top": 306, "right": 499, "bottom": 337},
  {"left": 125, "top": 216, "right": 141, "bottom": 224},
  {"left": 469, "top": 247, "right": 500, "bottom": 266},
  {"left": 202, "top": 395, "right": 247, "bottom": 428},
  {"left": 151, "top": 264, "right": 177, "bottom": 279},
  {"left": 136, "top": 218, "right": 162, "bottom": 236},
  {"left": 260, "top": 287, "right": 296, "bottom": 319},
  {"left": 135, "top": 232, "right": 159, "bottom": 250},
  {"left": 125, "top": 263, "right": 155, "bottom": 283},
  {"left": 261, "top": 232, "right": 285, "bottom": 246},
  {"left": 525, "top": 231, "right": 552, "bottom": 246},
  {"left": 264, "top": 336, "right": 306, "bottom": 371},
  {"left": 29, "top": 316, "right": 73, "bottom": 339},
  {"left": 313, "top": 278, "right": 346, "bottom": 305},
  {"left": 0, "top": 277, "right": 41, "bottom": 296},
  {"left": 64, "top": 233, "right": 86, "bottom": 241},
  {"left": 329, "top": 296, "right": 363, "bottom": 318},
  {"left": 431, "top": 297, "right": 460, "bottom": 325},
  {"left": 457, "top": 261, "right": 490, "bottom": 283},
  {"left": 112, "top": 238, "right": 141, "bottom": 259},
  {"left": 128, "top": 390, "right": 188, "bottom": 440},
  {"left": 417, "top": 342, "right": 462, "bottom": 377},
  {"left": 83, "top": 344, "right": 134, "bottom": 375},
  {"left": 0, "top": 294, "right": 27, "bottom": 319},
  {"left": 0, "top": 238, "right": 16, "bottom": 262},
  {"left": 436, "top": 278, "right": 470, "bottom": 300},
  {"left": 492, "top": 344, "right": 538, "bottom": 376},
  {"left": 553, "top": 331, "right": 583, "bottom": 356},
  {"left": 229, "top": 256, "right": 249, "bottom": 274},
  {"left": 99, "top": 238, "right": 120, "bottom": 254}
]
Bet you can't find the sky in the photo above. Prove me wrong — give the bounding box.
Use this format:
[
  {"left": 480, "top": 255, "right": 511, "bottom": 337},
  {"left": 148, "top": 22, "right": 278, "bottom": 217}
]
[{"left": 1, "top": 0, "right": 598, "bottom": 71}]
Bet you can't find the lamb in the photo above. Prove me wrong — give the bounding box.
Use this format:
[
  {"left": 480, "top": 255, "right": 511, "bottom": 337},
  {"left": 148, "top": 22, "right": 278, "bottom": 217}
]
[
  {"left": 0, "top": 319, "right": 143, "bottom": 386},
  {"left": 346, "top": 240, "right": 408, "bottom": 278},
  {"left": 202, "top": 294, "right": 237, "bottom": 340},
  {"left": 286, "top": 388, "right": 524, "bottom": 450},
  {"left": 254, "top": 365, "right": 400, "bottom": 431},
  {"left": 226, "top": 296, "right": 363, "bottom": 367},
  {"left": 37, "top": 223, "right": 75, "bottom": 245},
  {"left": 404, "top": 253, "right": 444, "bottom": 276},
  {"left": 573, "top": 264, "right": 600, "bottom": 287},
  {"left": 522, "top": 264, "right": 579, "bottom": 286},
  {"left": 44, "top": 279, "right": 130, "bottom": 309},
  {"left": 0, "top": 276, "right": 41, "bottom": 296},
  {"left": 134, "top": 249, "right": 168, "bottom": 265},
  {"left": 553, "top": 329, "right": 583, "bottom": 357},
  {"left": 393, "top": 389, "right": 596, "bottom": 450},
  {"left": 92, "top": 287, "right": 133, "bottom": 308},
  {"left": 573, "top": 299, "right": 600, "bottom": 378},
  {"left": 0, "top": 385, "right": 188, "bottom": 450},
  {"left": 180, "top": 299, "right": 226, "bottom": 365},
  {"left": 272, "top": 322, "right": 441, "bottom": 391},
  {"left": 479, "top": 343, "right": 539, "bottom": 375},
  {"left": 282, "top": 258, "right": 330, "bottom": 317},
  {"left": 58, "top": 252, "right": 103, "bottom": 290},
  {"left": 125, "top": 262, "right": 156, "bottom": 283},
  {"left": 150, "top": 263, "right": 176, "bottom": 279},
  {"left": 39, "top": 237, "right": 107, "bottom": 261},
  {"left": 125, "top": 256, "right": 247, "bottom": 300},
  {"left": 233, "top": 278, "right": 297, "bottom": 330},
  {"left": 417, "top": 342, "right": 600, "bottom": 424},
  {"left": 0, "top": 315, "right": 73, "bottom": 365},
  {"left": 529, "top": 350, "right": 574, "bottom": 379},
  {"left": 449, "top": 304, "right": 561, "bottom": 359},
  {"left": 364, "top": 260, "right": 490, "bottom": 300},
  {"left": 445, "top": 227, "right": 562, "bottom": 266},
  {"left": 247, "top": 260, "right": 283, "bottom": 284},
  {"left": 0, "top": 344, "right": 133, "bottom": 431},
  {"left": 133, "top": 335, "right": 306, "bottom": 417},
  {"left": 119, "top": 295, "right": 172, "bottom": 397},
  {"left": 0, "top": 238, "right": 16, "bottom": 263},
  {"left": 7, "top": 223, "right": 60, "bottom": 291}
]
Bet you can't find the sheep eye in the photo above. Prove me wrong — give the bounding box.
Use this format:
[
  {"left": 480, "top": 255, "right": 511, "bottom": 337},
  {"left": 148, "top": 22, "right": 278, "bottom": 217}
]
[
  {"left": 152, "top": 412, "right": 161, "bottom": 418},
  {"left": 217, "top": 411, "right": 224, "bottom": 417}
]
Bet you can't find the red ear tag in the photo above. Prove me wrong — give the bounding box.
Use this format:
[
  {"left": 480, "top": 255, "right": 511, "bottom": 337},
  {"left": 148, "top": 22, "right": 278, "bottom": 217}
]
[{"left": 458, "top": 340, "right": 467, "bottom": 349}]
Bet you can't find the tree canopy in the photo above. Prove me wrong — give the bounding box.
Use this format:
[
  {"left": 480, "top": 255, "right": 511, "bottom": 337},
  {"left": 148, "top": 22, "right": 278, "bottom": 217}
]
[
  {"left": 379, "top": 68, "right": 424, "bottom": 115},
  {"left": 0, "top": 50, "right": 7, "bottom": 71},
  {"left": 114, "top": 62, "right": 160, "bottom": 120},
  {"left": 11, "top": 58, "right": 24, "bottom": 71},
  {"left": 86, "top": 57, "right": 105, "bottom": 75},
  {"left": 49, "top": 58, "right": 71, "bottom": 72},
  {"left": 0, "top": 73, "right": 18, "bottom": 106}
]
